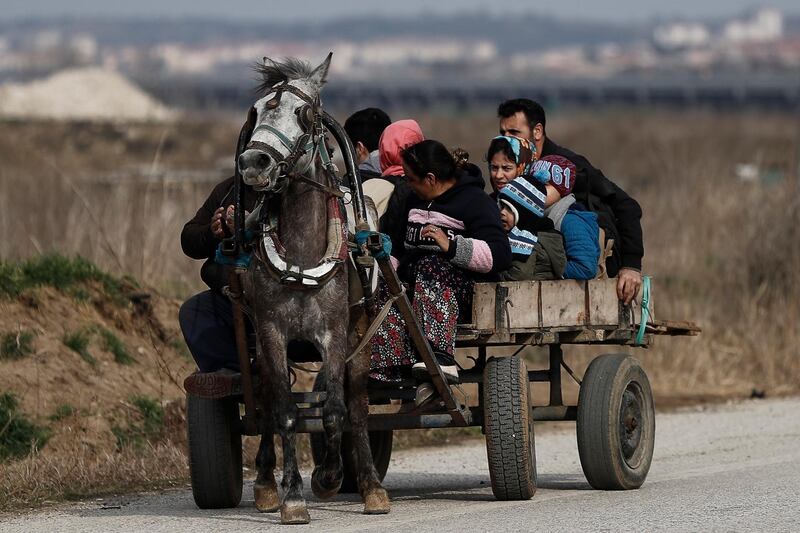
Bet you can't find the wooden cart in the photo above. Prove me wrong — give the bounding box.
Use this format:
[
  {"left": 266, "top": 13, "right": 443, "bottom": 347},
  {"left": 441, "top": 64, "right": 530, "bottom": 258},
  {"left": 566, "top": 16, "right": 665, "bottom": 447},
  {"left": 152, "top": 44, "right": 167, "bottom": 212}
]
[{"left": 185, "top": 261, "right": 700, "bottom": 508}]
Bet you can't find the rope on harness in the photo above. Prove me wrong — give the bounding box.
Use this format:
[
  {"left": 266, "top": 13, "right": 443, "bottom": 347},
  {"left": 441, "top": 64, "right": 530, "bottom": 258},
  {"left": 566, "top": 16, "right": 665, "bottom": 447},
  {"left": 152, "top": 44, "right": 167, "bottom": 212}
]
[
  {"left": 215, "top": 247, "right": 251, "bottom": 269},
  {"left": 215, "top": 230, "right": 256, "bottom": 268},
  {"left": 355, "top": 230, "right": 391, "bottom": 259},
  {"left": 635, "top": 275, "right": 652, "bottom": 345},
  {"left": 345, "top": 289, "right": 405, "bottom": 364}
]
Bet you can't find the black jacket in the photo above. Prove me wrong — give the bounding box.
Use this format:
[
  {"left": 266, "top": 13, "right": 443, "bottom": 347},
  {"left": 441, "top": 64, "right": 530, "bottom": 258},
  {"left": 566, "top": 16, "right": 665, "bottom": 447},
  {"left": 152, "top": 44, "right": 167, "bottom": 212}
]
[
  {"left": 180, "top": 176, "right": 259, "bottom": 293},
  {"left": 389, "top": 168, "right": 512, "bottom": 281},
  {"left": 541, "top": 138, "right": 644, "bottom": 273}
]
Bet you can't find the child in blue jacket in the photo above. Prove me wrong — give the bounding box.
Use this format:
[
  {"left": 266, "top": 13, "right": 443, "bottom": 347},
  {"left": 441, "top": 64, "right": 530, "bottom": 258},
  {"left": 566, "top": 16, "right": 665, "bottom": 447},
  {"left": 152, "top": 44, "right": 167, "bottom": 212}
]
[{"left": 530, "top": 155, "right": 600, "bottom": 280}]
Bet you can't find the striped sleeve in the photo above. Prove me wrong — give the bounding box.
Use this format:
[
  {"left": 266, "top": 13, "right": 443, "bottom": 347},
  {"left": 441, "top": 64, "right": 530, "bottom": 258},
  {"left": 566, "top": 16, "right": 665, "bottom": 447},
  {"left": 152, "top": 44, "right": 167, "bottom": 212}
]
[{"left": 449, "top": 235, "right": 494, "bottom": 274}]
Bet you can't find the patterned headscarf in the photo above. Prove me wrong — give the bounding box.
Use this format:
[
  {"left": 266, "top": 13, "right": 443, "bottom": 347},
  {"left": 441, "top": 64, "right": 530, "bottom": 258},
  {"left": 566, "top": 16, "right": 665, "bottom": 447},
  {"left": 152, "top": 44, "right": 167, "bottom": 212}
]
[{"left": 491, "top": 135, "right": 536, "bottom": 176}]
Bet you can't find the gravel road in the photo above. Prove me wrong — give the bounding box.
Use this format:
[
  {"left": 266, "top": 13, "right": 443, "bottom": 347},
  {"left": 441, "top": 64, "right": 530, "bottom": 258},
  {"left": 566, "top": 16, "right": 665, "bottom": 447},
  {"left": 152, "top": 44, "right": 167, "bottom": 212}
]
[{"left": 2, "top": 397, "right": 798, "bottom": 532}]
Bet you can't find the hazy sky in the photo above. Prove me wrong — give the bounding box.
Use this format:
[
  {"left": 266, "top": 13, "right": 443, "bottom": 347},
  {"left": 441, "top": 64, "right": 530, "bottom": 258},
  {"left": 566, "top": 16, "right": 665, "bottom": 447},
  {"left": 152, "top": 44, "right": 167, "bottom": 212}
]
[{"left": 2, "top": 0, "right": 799, "bottom": 23}]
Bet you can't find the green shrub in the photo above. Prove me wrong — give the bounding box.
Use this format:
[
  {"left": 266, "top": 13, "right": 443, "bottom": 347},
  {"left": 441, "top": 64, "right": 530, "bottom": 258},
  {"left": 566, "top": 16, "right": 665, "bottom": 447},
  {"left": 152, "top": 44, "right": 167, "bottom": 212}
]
[
  {"left": 131, "top": 395, "right": 164, "bottom": 437},
  {"left": 0, "top": 254, "right": 127, "bottom": 304},
  {"left": 0, "top": 330, "right": 36, "bottom": 360},
  {"left": 62, "top": 329, "right": 96, "bottom": 367},
  {"left": 20, "top": 255, "right": 101, "bottom": 291},
  {"left": 48, "top": 403, "right": 76, "bottom": 422},
  {"left": 97, "top": 327, "right": 135, "bottom": 366},
  {"left": 0, "top": 392, "right": 49, "bottom": 461},
  {"left": 0, "top": 262, "right": 24, "bottom": 298},
  {"left": 113, "top": 395, "right": 164, "bottom": 450}
]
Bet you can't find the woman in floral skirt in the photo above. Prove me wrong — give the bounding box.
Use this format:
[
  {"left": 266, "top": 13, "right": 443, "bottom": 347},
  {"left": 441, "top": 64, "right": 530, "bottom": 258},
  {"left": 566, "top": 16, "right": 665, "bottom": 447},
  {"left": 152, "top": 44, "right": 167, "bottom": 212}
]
[{"left": 369, "top": 140, "right": 511, "bottom": 398}]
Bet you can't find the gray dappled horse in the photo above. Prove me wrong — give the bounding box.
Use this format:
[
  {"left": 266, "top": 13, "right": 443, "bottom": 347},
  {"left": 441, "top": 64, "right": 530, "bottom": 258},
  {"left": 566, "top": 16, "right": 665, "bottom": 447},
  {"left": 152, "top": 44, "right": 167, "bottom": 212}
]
[{"left": 237, "top": 55, "right": 389, "bottom": 524}]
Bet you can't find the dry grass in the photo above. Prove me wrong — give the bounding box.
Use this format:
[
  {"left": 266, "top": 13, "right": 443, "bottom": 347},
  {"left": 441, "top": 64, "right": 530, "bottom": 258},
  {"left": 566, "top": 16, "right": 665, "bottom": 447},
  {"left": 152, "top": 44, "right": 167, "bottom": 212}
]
[
  {"left": 0, "top": 119, "right": 239, "bottom": 297},
  {"left": 0, "top": 442, "right": 187, "bottom": 512}
]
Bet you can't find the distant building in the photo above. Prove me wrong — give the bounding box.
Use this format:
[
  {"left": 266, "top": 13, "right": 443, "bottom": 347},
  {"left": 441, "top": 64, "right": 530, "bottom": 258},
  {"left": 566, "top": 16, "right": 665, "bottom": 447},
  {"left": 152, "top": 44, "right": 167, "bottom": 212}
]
[
  {"left": 653, "top": 22, "right": 711, "bottom": 52},
  {"left": 723, "top": 8, "right": 783, "bottom": 43}
]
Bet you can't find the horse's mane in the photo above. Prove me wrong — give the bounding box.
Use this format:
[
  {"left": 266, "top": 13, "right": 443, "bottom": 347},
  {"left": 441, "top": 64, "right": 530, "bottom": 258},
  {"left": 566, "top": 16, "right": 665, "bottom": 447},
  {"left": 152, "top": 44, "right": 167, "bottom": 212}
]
[{"left": 254, "top": 57, "right": 316, "bottom": 95}]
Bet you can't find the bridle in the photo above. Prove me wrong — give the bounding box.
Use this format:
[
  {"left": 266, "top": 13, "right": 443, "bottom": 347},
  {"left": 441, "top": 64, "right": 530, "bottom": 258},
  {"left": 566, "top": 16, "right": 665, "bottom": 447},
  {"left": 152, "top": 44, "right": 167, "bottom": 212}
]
[
  {"left": 224, "top": 57, "right": 373, "bottom": 295},
  {"left": 243, "top": 82, "right": 342, "bottom": 198},
  {"left": 234, "top": 81, "right": 353, "bottom": 289}
]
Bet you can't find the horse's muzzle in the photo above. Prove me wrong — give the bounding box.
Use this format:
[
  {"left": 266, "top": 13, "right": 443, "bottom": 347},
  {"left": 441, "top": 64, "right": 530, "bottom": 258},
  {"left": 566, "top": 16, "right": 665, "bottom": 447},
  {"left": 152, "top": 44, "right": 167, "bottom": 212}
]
[{"left": 239, "top": 148, "right": 276, "bottom": 190}]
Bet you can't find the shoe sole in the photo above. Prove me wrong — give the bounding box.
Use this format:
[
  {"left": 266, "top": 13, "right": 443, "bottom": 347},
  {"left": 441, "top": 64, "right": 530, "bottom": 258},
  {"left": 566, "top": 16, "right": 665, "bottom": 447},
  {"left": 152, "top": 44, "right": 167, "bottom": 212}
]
[{"left": 183, "top": 373, "right": 241, "bottom": 399}]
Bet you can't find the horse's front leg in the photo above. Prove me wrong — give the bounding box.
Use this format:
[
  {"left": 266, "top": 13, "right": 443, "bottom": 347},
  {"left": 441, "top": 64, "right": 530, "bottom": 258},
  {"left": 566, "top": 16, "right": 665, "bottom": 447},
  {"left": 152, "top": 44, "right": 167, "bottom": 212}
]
[
  {"left": 260, "top": 329, "right": 309, "bottom": 525},
  {"left": 253, "top": 403, "right": 279, "bottom": 513},
  {"left": 347, "top": 350, "right": 390, "bottom": 514},
  {"left": 311, "top": 326, "right": 347, "bottom": 500}
]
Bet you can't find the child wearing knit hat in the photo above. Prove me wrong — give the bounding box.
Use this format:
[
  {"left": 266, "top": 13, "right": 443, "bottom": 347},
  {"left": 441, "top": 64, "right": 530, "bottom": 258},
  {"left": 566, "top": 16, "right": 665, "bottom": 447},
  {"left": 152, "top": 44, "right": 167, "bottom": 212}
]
[
  {"left": 487, "top": 136, "right": 567, "bottom": 281},
  {"left": 532, "top": 155, "right": 602, "bottom": 280}
]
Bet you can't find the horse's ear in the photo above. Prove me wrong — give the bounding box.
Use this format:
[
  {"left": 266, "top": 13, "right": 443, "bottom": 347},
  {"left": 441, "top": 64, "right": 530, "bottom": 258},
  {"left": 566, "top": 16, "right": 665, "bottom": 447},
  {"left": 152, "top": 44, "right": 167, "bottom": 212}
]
[{"left": 308, "top": 52, "right": 332, "bottom": 87}]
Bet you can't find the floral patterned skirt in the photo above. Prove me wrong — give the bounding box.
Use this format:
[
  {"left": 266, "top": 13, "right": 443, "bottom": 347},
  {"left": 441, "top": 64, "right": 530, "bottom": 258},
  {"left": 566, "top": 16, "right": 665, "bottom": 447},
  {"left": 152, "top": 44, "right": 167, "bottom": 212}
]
[{"left": 369, "top": 254, "right": 474, "bottom": 382}]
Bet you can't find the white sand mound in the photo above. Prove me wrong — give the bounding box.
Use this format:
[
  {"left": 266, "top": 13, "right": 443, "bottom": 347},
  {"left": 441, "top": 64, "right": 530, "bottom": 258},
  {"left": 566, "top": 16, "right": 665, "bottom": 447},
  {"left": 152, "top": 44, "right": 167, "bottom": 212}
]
[{"left": 0, "top": 67, "right": 175, "bottom": 122}]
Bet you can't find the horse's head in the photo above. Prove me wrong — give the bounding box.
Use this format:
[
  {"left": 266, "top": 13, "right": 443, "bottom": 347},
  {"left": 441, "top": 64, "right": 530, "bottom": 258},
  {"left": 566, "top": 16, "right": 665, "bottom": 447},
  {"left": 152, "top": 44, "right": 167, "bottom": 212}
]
[{"left": 238, "top": 54, "right": 332, "bottom": 192}]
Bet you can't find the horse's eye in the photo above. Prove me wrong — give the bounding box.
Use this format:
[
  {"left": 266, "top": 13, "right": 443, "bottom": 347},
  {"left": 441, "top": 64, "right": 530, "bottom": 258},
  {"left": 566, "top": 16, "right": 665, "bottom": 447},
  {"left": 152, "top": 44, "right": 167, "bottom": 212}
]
[{"left": 265, "top": 97, "right": 280, "bottom": 109}]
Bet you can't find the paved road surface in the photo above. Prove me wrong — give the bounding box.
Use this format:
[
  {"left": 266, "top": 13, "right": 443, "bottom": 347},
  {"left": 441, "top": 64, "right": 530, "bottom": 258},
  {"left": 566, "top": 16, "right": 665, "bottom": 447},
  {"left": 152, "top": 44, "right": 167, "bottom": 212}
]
[{"left": 2, "top": 398, "right": 798, "bottom": 532}]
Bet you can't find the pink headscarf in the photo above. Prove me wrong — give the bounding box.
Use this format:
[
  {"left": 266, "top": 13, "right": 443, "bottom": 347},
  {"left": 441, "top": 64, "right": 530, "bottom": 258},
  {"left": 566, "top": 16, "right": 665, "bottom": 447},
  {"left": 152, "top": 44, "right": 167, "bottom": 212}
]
[{"left": 379, "top": 119, "right": 424, "bottom": 177}]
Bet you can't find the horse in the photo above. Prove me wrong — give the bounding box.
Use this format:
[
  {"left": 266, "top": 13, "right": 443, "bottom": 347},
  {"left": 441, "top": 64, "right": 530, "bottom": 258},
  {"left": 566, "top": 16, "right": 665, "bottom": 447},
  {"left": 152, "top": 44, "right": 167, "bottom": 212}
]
[{"left": 236, "top": 54, "right": 390, "bottom": 524}]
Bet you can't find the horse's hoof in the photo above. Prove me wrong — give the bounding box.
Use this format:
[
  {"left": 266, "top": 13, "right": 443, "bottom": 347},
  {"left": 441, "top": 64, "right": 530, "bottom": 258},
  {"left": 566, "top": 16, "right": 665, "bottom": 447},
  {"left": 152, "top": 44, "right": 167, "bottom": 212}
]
[
  {"left": 280, "top": 502, "right": 310, "bottom": 525},
  {"left": 363, "top": 488, "right": 390, "bottom": 515},
  {"left": 311, "top": 466, "right": 342, "bottom": 500},
  {"left": 254, "top": 483, "right": 280, "bottom": 513}
]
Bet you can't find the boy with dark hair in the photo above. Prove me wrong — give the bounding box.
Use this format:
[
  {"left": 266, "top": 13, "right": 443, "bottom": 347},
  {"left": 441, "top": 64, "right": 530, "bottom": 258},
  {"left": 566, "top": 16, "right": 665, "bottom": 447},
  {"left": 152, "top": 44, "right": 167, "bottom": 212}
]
[
  {"left": 344, "top": 107, "right": 392, "bottom": 180},
  {"left": 498, "top": 98, "right": 644, "bottom": 303}
]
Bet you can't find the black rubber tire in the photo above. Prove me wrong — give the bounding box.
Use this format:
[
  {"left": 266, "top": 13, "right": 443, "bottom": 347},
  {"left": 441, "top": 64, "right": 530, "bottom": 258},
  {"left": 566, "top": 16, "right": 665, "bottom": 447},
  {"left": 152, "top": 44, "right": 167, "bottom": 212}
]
[
  {"left": 483, "top": 356, "right": 537, "bottom": 500},
  {"left": 310, "top": 374, "right": 392, "bottom": 493},
  {"left": 187, "top": 394, "right": 243, "bottom": 509},
  {"left": 576, "top": 353, "right": 655, "bottom": 490}
]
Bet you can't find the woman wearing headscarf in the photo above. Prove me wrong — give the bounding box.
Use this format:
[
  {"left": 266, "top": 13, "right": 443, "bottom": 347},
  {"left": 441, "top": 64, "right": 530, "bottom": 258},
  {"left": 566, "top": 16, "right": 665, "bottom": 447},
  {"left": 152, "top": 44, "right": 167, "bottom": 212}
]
[{"left": 375, "top": 119, "right": 424, "bottom": 240}]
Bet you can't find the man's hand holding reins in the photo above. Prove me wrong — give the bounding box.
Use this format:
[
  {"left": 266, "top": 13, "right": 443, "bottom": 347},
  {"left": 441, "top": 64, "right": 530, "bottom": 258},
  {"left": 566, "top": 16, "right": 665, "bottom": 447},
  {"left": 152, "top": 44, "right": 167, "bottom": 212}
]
[
  {"left": 211, "top": 207, "right": 227, "bottom": 239},
  {"left": 212, "top": 205, "right": 251, "bottom": 239}
]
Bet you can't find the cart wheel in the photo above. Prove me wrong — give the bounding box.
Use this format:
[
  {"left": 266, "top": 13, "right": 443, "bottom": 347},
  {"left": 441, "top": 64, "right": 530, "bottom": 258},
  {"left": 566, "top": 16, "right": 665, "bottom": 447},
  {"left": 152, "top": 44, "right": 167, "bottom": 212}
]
[
  {"left": 576, "top": 354, "right": 655, "bottom": 490},
  {"left": 187, "top": 394, "right": 243, "bottom": 509},
  {"left": 483, "top": 356, "right": 537, "bottom": 500},
  {"left": 310, "top": 373, "right": 393, "bottom": 493}
]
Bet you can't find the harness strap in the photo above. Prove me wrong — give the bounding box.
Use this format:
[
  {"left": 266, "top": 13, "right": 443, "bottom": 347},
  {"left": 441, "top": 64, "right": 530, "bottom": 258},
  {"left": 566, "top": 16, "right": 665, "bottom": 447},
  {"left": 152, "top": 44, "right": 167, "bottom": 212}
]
[
  {"left": 289, "top": 172, "right": 345, "bottom": 197},
  {"left": 245, "top": 140, "right": 285, "bottom": 167},
  {"left": 252, "top": 123, "right": 315, "bottom": 152},
  {"left": 345, "top": 289, "right": 405, "bottom": 364}
]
